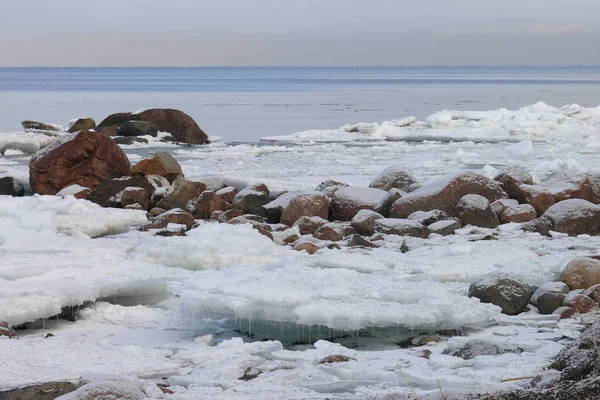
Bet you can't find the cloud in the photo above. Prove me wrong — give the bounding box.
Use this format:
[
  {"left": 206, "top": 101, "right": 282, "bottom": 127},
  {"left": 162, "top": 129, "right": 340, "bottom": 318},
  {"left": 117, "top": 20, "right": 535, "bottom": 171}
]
[
  {"left": 527, "top": 24, "right": 589, "bottom": 35},
  {"left": 436, "top": 28, "right": 461, "bottom": 37}
]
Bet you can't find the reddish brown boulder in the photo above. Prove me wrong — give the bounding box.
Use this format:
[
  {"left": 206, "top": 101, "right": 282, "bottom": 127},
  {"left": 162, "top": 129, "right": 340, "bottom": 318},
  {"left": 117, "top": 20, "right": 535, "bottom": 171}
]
[
  {"left": 390, "top": 172, "right": 507, "bottom": 218},
  {"left": 313, "top": 223, "right": 355, "bottom": 241},
  {"left": 119, "top": 187, "right": 150, "bottom": 210},
  {"left": 543, "top": 199, "right": 600, "bottom": 236},
  {"left": 131, "top": 152, "right": 183, "bottom": 182},
  {"left": 56, "top": 185, "right": 91, "bottom": 200},
  {"left": 90, "top": 176, "right": 159, "bottom": 208},
  {"left": 281, "top": 192, "right": 330, "bottom": 226},
  {"left": 216, "top": 186, "right": 238, "bottom": 204},
  {"left": 330, "top": 187, "right": 387, "bottom": 221},
  {"left": 560, "top": 257, "right": 600, "bottom": 289},
  {"left": 0, "top": 321, "right": 17, "bottom": 339},
  {"left": 293, "top": 216, "right": 329, "bottom": 235},
  {"left": 293, "top": 241, "right": 319, "bottom": 254},
  {"left": 156, "top": 177, "right": 207, "bottom": 211},
  {"left": 563, "top": 293, "right": 596, "bottom": 313},
  {"left": 494, "top": 166, "right": 534, "bottom": 200},
  {"left": 146, "top": 208, "right": 195, "bottom": 231},
  {"left": 194, "top": 190, "right": 231, "bottom": 219},
  {"left": 217, "top": 209, "right": 244, "bottom": 223},
  {"left": 29, "top": 131, "right": 131, "bottom": 195},
  {"left": 541, "top": 171, "right": 594, "bottom": 203},
  {"left": 97, "top": 109, "right": 209, "bottom": 145},
  {"left": 518, "top": 184, "right": 555, "bottom": 215},
  {"left": 553, "top": 306, "right": 576, "bottom": 320},
  {"left": 262, "top": 191, "right": 301, "bottom": 223},
  {"left": 583, "top": 284, "right": 600, "bottom": 302},
  {"left": 456, "top": 194, "right": 499, "bottom": 228},
  {"left": 500, "top": 204, "right": 537, "bottom": 224}
]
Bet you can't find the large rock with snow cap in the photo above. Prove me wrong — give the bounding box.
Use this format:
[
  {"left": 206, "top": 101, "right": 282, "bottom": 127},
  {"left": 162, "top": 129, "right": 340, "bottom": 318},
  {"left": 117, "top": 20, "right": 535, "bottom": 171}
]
[
  {"left": 147, "top": 208, "right": 195, "bottom": 231},
  {"left": 374, "top": 188, "right": 405, "bottom": 217},
  {"left": 280, "top": 191, "right": 330, "bottom": 226},
  {"left": 518, "top": 184, "right": 556, "bottom": 215},
  {"left": 293, "top": 216, "right": 329, "bottom": 235},
  {"left": 232, "top": 188, "right": 270, "bottom": 217},
  {"left": 29, "top": 130, "right": 131, "bottom": 195},
  {"left": 456, "top": 194, "right": 499, "bottom": 228},
  {"left": 500, "top": 204, "right": 537, "bottom": 223},
  {"left": 97, "top": 108, "right": 209, "bottom": 145},
  {"left": 313, "top": 222, "right": 355, "bottom": 241},
  {"left": 315, "top": 180, "right": 349, "bottom": 197},
  {"left": 468, "top": 274, "right": 531, "bottom": 315},
  {"left": 350, "top": 209, "right": 384, "bottom": 235},
  {"left": 560, "top": 257, "right": 600, "bottom": 290},
  {"left": 369, "top": 166, "right": 421, "bottom": 192},
  {"left": 390, "top": 172, "right": 507, "bottom": 218},
  {"left": 131, "top": 152, "right": 183, "bottom": 182},
  {"left": 407, "top": 209, "right": 452, "bottom": 226},
  {"left": 89, "top": 175, "right": 163, "bottom": 208},
  {"left": 543, "top": 199, "right": 600, "bottom": 236},
  {"left": 194, "top": 190, "right": 231, "bottom": 219},
  {"left": 262, "top": 191, "right": 300, "bottom": 223},
  {"left": 330, "top": 186, "right": 387, "bottom": 221},
  {"left": 542, "top": 171, "right": 595, "bottom": 203},
  {"left": 373, "top": 218, "right": 429, "bottom": 238},
  {"left": 68, "top": 117, "right": 96, "bottom": 133},
  {"left": 494, "top": 166, "right": 534, "bottom": 200},
  {"left": 155, "top": 177, "right": 207, "bottom": 212}
]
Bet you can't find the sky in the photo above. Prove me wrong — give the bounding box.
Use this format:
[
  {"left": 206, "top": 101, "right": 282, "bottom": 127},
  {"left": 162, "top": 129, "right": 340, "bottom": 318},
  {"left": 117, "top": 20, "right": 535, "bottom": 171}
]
[{"left": 1, "top": 0, "right": 599, "bottom": 66}]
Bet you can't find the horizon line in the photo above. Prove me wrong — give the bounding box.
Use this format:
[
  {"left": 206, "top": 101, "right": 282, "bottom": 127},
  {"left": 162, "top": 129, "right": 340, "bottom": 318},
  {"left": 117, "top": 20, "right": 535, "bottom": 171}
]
[{"left": 0, "top": 64, "right": 598, "bottom": 69}]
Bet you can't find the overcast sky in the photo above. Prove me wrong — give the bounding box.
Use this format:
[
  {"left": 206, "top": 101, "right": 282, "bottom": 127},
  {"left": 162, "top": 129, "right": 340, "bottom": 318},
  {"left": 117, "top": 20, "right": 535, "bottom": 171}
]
[{"left": 1, "top": 0, "right": 599, "bottom": 66}]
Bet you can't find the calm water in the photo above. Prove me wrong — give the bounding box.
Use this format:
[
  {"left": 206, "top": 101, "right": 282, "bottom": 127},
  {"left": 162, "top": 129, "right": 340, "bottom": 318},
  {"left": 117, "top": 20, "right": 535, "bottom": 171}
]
[
  {"left": 1, "top": 67, "right": 599, "bottom": 141},
  {"left": 1, "top": 66, "right": 600, "bottom": 92}
]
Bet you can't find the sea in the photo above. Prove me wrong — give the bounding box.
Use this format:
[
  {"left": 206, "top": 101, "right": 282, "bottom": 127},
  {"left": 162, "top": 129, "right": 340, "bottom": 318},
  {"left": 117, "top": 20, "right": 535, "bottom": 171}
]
[{"left": 1, "top": 66, "right": 599, "bottom": 142}]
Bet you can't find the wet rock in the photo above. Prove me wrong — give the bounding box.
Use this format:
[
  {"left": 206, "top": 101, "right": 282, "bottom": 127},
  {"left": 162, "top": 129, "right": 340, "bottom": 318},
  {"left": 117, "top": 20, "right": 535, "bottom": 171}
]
[
  {"left": 520, "top": 217, "right": 552, "bottom": 236},
  {"left": 373, "top": 218, "right": 429, "bottom": 238},
  {"left": 494, "top": 166, "right": 534, "bottom": 199},
  {"left": 369, "top": 166, "right": 421, "bottom": 192},
  {"left": 194, "top": 190, "right": 231, "bottom": 219},
  {"left": 0, "top": 177, "right": 25, "bottom": 197},
  {"left": 280, "top": 192, "right": 330, "bottom": 226},
  {"left": 428, "top": 219, "right": 461, "bottom": 236},
  {"left": 374, "top": 188, "right": 405, "bottom": 217},
  {"left": 518, "top": 184, "right": 556, "bottom": 215},
  {"left": 98, "top": 108, "right": 209, "bottom": 145},
  {"left": 68, "top": 117, "right": 95, "bottom": 133},
  {"left": 29, "top": 131, "right": 131, "bottom": 195},
  {"left": 560, "top": 257, "right": 600, "bottom": 289},
  {"left": 293, "top": 216, "right": 329, "bottom": 235},
  {"left": 156, "top": 177, "right": 207, "bottom": 212},
  {"left": 543, "top": 199, "right": 600, "bottom": 236},
  {"left": 562, "top": 292, "right": 596, "bottom": 313},
  {"left": 330, "top": 186, "right": 387, "bottom": 221},
  {"left": 118, "top": 120, "right": 159, "bottom": 137},
  {"left": 468, "top": 273, "right": 531, "bottom": 315},
  {"left": 131, "top": 152, "right": 183, "bottom": 182},
  {"left": 390, "top": 171, "right": 507, "bottom": 218},
  {"left": 500, "top": 204, "right": 537, "bottom": 223},
  {"left": 350, "top": 209, "right": 384, "bottom": 235},
  {"left": 407, "top": 209, "right": 452, "bottom": 225},
  {"left": 457, "top": 194, "right": 499, "bottom": 228}
]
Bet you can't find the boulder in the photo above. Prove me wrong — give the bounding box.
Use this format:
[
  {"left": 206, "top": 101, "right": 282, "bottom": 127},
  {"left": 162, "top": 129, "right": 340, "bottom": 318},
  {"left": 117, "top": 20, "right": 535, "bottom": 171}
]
[
  {"left": 563, "top": 292, "right": 596, "bottom": 313},
  {"left": 456, "top": 194, "right": 499, "bottom": 228},
  {"left": 542, "top": 171, "right": 594, "bottom": 203},
  {"left": 57, "top": 184, "right": 91, "bottom": 200},
  {"left": 583, "top": 284, "right": 600, "bottom": 302},
  {"left": 0, "top": 321, "right": 17, "bottom": 339},
  {"left": 553, "top": 306, "right": 577, "bottom": 320},
  {"left": 194, "top": 190, "right": 231, "bottom": 219},
  {"left": 374, "top": 188, "right": 405, "bottom": 217},
  {"left": 407, "top": 209, "right": 452, "bottom": 226},
  {"left": 21, "top": 120, "right": 62, "bottom": 132},
  {"left": 97, "top": 108, "right": 209, "bottom": 145},
  {"left": 293, "top": 241, "right": 319, "bottom": 255},
  {"left": 530, "top": 281, "right": 570, "bottom": 307},
  {"left": 228, "top": 216, "right": 273, "bottom": 239},
  {"left": 346, "top": 234, "right": 379, "bottom": 248},
  {"left": 500, "top": 204, "right": 537, "bottom": 223},
  {"left": 89, "top": 176, "right": 159, "bottom": 208},
  {"left": 313, "top": 222, "right": 355, "bottom": 242},
  {"left": 468, "top": 273, "right": 531, "bottom": 315},
  {"left": 0, "top": 381, "right": 78, "bottom": 399},
  {"left": 494, "top": 166, "right": 534, "bottom": 199},
  {"left": 280, "top": 192, "right": 330, "bottom": 226},
  {"left": 293, "top": 216, "right": 329, "bottom": 235},
  {"left": 536, "top": 292, "right": 566, "bottom": 314},
  {"left": 428, "top": 220, "right": 461, "bottom": 236},
  {"left": 29, "top": 131, "right": 131, "bottom": 195},
  {"left": 156, "top": 177, "right": 207, "bottom": 212},
  {"left": 560, "top": 257, "right": 600, "bottom": 290},
  {"left": 261, "top": 191, "right": 299, "bottom": 223},
  {"left": 148, "top": 207, "right": 166, "bottom": 217},
  {"left": 232, "top": 189, "right": 270, "bottom": 217},
  {"left": 330, "top": 187, "right": 387, "bottom": 221},
  {"left": 147, "top": 208, "right": 195, "bottom": 231},
  {"left": 390, "top": 172, "right": 507, "bottom": 218},
  {"left": 68, "top": 117, "right": 96, "bottom": 133},
  {"left": 119, "top": 187, "right": 150, "bottom": 210},
  {"left": 131, "top": 152, "right": 183, "bottom": 182},
  {"left": 543, "top": 199, "right": 600, "bottom": 236},
  {"left": 373, "top": 219, "right": 429, "bottom": 238},
  {"left": 118, "top": 120, "right": 159, "bottom": 137},
  {"left": 369, "top": 166, "right": 421, "bottom": 192},
  {"left": 350, "top": 209, "right": 384, "bottom": 235},
  {"left": 315, "top": 180, "right": 349, "bottom": 197},
  {"left": 490, "top": 198, "right": 519, "bottom": 217},
  {"left": 518, "top": 184, "right": 556, "bottom": 216},
  {"left": 217, "top": 209, "right": 244, "bottom": 223},
  {"left": 113, "top": 136, "right": 148, "bottom": 145},
  {"left": 216, "top": 186, "right": 238, "bottom": 204},
  {"left": 519, "top": 217, "right": 552, "bottom": 236},
  {"left": 0, "top": 176, "right": 25, "bottom": 196}
]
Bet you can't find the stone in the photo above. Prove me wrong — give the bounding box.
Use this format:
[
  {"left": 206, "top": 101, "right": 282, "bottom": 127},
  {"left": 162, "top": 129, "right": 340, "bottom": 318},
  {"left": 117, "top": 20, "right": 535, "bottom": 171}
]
[
  {"left": 293, "top": 241, "right": 319, "bottom": 255},
  {"left": 518, "top": 184, "right": 556, "bottom": 215},
  {"left": 563, "top": 292, "right": 596, "bottom": 313},
  {"left": 148, "top": 207, "right": 166, "bottom": 217},
  {"left": 217, "top": 209, "right": 244, "bottom": 223},
  {"left": 194, "top": 190, "right": 231, "bottom": 219},
  {"left": 228, "top": 216, "right": 273, "bottom": 239},
  {"left": 468, "top": 273, "right": 532, "bottom": 315},
  {"left": 428, "top": 219, "right": 461, "bottom": 236},
  {"left": 315, "top": 180, "right": 349, "bottom": 197},
  {"left": 373, "top": 218, "right": 430, "bottom": 238},
  {"left": 29, "top": 131, "right": 131, "bottom": 195},
  {"left": 350, "top": 209, "right": 384, "bottom": 235},
  {"left": 216, "top": 186, "right": 238, "bottom": 204},
  {"left": 390, "top": 172, "right": 507, "bottom": 218},
  {"left": 68, "top": 117, "right": 95, "bottom": 133},
  {"left": 543, "top": 199, "right": 600, "bottom": 236},
  {"left": 582, "top": 284, "right": 600, "bottom": 302},
  {"left": 118, "top": 120, "right": 159, "bottom": 137},
  {"left": 560, "top": 257, "right": 600, "bottom": 289},
  {"left": 500, "top": 204, "right": 537, "bottom": 223},
  {"left": 280, "top": 230, "right": 300, "bottom": 245},
  {"left": 113, "top": 136, "right": 148, "bottom": 145},
  {"left": 456, "top": 194, "right": 499, "bottom": 228},
  {"left": 0, "top": 176, "right": 25, "bottom": 196},
  {"left": 530, "top": 281, "right": 570, "bottom": 306},
  {"left": 124, "top": 203, "right": 145, "bottom": 211},
  {"left": 491, "top": 198, "right": 519, "bottom": 217},
  {"left": 21, "top": 120, "right": 62, "bottom": 132},
  {"left": 262, "top": 191, "right": 301, "bottom": 223},
  {"left": 450, "top": 340, "right": 522, "bottom": 360},
  {"left": 494, "top": 166, "right": 534, "bottom": 199},
  {"left": 553, "top": 306, "right": 577, "bottom": 320},
  {"left": 346, "top": 234, "right": 379, "bottom": 248},
  {"left": 318, "top": 355, "right": 356, "bottom": 364},
  {"left": 156, "top": 177, "right": 207, "bottom": 211},
  {"left": 147, "top": 208, "right": 195, "bottom": 231},
  {"left": 519, "top": 217, "right": 552, "bottom": 236},
  {"left": 330, "top": 186, "right": 387, "bottom": 221},
  {"left": 119, "top": 187, "right": 150, "bottom": 210},
  {"left": 97, "top": 126, "right": 119, "bottom": 137},
  {"left": 369, "top": 166, "right": 421, "bottom": 192},
  {"left": 536, "top": 292, "right": 566, "bottom": 314},
  {"left": 280, "top": 192, "right": 330, "bottom": 226},
  {"left": 374, "top": 188, "right": 405, "bottom": 217},
  {"left": 232, "top": 189, "right": 270, "bottom": 217},
  {"left": 57, "top": 185, "right": 91, "bottom": 200},
  {"left": 0, "top": 320, "right": 17, "bottom": 339},
  {"left": 293, "top": 216, "right": 329, "bottom": 235},
  {"left": 97, "top": 108, "right": 209, "bottom": 145},
  {"left": 131, "top": 152, "right": 183, "bottom": 182},
  {"left": 407, "top": 209, "right": 452, "bottom": 225},
  {"left": 313, "top": 222, "right": 355, "bottom": 241},
  {"left": 89, "top": 176, "right": 158, "bottom": 208},
  {"left": 542, "top": 171, "right": 595, "bottom": 203},
  {"left": 0, "top": 381, "right": 78, "bottom": 399}
]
